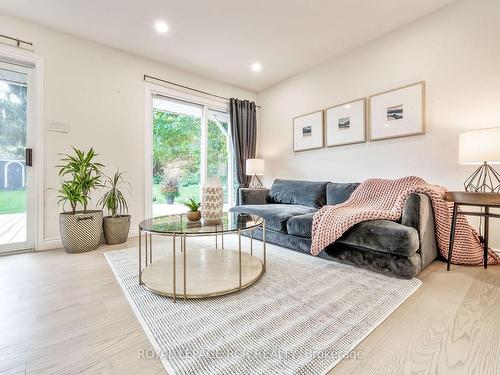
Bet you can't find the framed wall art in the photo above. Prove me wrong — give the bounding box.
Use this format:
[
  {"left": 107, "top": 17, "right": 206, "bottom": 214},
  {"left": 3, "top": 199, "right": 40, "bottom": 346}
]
[
  {"left": 293, "top": 110, "right": 324, "bottom": 152},
  {"left": 326, "top": 98, "right": 366, "bottom": 147},
  {"left": 369, "top": 81, "right": 425, "bottom": 141}
]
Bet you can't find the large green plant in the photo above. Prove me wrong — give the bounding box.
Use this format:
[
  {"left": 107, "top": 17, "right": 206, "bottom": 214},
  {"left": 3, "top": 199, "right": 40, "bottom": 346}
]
[
  {"left": 98, "top": 170, "right": 130, "bottom": 218},
  {"left": 57, "top": 147, "right": 104, "bottom": 214},
  {"left": 57, "top": 180, "right": 85, "bottom": 214}
]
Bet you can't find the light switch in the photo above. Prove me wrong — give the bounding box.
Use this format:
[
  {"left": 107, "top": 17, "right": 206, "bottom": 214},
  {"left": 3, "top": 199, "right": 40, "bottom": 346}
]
[{"left": 48, "top": 120, "right": 69, "bottom": 133}]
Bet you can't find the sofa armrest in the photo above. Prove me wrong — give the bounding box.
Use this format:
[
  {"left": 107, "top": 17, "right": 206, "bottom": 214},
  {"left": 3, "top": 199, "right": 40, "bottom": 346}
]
[
  {"left": 238, "top": 188, "right": 270, "bottom": 205},
  {"left": 401, "top": 193, "right": 438, "bottom": 269}
]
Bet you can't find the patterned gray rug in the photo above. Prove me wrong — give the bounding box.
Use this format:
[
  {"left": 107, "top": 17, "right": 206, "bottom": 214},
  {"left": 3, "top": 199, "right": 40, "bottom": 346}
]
[{"left": 105, "top": 238, "right": 421, "bottom": 375}]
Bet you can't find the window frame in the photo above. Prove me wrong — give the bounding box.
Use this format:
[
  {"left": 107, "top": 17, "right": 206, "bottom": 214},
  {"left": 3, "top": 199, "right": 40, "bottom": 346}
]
[{"left": 144, "top": 82, "right": 234, "bottom": 219}]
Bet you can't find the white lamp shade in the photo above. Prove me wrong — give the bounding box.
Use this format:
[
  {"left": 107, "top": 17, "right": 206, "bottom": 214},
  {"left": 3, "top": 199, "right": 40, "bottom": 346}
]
[
  {"left": 459, "top": 128, "right": 500, "bottom": 165},
  {"left": 246, "top": 158, "right": 265, "bottom": 175}
]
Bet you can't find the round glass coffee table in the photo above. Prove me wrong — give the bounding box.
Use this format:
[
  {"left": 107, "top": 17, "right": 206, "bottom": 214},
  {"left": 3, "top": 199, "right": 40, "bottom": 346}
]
[{"left": 138, "top": 212, "right": 266, "bottom": 302}]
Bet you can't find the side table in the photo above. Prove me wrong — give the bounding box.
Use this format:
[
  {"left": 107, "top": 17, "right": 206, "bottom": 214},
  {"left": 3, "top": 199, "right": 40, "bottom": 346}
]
[{"left": 444, "top": 191, "right": 500, "bottom": 271}]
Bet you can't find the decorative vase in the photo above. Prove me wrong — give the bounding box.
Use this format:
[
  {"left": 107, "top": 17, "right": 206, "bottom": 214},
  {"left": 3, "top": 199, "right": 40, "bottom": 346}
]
[
  {"left": 186, "top": 210, "right": 201, "bottom": 222},
  {"left": 164, "top": 195, "right": 175, "bottom": 204},
  {"left": 103, "top": 215, "right": 131, "bottom": 245},
  {"left": 201, "top": 177, "right": 223, "bottom": 224},
  {"left": 59, "top": 210, "right": 103, "bottom": 253}
]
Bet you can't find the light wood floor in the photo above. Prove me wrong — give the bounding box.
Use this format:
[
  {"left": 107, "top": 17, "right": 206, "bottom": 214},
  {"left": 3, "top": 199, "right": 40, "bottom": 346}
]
[{"left": 1, "top": 238, "right": 499, "bottom": 375}]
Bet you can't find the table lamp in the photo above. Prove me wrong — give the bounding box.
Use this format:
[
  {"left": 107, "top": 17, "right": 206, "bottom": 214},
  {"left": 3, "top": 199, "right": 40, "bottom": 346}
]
[
  {"left": 246, "top": 158, "right": 265, "bottom": 189},
  {"left": 459, "top": 127, "right": 500, "bottom": 192}
]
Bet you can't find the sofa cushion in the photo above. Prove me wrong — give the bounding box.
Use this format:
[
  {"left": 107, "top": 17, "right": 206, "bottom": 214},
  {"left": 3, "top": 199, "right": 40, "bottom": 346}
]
[
  {"left": 230, "top": 204, "right": 317, "bottom": 233},
  {"left": 326, "top": 182, "right": 360, "bottom": 205},
  {"left": 268, "top": 179, "right": 330, "bottom": 208},
  {"left": 286, "top": 213, "right": 315, "bottom": 238},
  {"left": 286, "top": 213, "right": 419, "bottom": 257},
  {"left": 339, "top": 220, "right": 419, "bottom": 257}
]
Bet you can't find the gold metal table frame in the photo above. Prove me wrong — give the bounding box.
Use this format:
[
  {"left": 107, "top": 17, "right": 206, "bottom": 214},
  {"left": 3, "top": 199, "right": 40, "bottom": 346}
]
[{"left": 138, "top": 215, "right": 266, "bottom": 302}]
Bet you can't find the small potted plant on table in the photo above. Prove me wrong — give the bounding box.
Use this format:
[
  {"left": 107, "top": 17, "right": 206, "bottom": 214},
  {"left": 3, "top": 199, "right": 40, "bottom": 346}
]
[
  {"left": 184, "top": 197, "right": 201, "bottom": 221},
  {"left": 57, "top": 147, "right": 104, "bottom": 253},
  {"left": 99, "top": 170, "right": 131, "bottom": 245}
]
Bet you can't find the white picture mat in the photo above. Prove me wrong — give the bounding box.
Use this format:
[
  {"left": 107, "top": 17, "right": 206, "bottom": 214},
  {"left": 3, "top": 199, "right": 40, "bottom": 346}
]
[
  {"left": 326, "top": 99, "right": 365, "bottom": 146},
  {"left": 370, "top": 83, "right": 424, "bottom": 140},
  {"left": 293, "top": 111, "right": 323, "bottom": 151}
]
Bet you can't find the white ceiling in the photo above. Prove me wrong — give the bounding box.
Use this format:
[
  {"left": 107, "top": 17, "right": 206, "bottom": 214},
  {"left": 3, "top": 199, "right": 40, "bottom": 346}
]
[{"left": 0, "top": 0, "right": 456, "bottom": 92}]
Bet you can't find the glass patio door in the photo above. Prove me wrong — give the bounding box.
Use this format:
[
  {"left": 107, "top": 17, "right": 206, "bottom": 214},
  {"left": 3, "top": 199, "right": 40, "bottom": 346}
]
[
  {"left": 0, "top": 62, "right": 34, "bottom": 253},
  {"left": 152, "top": 96, "right": 202, "bottom": 216},
  {"left": 207, "top": 109, "right": 234, "bottom": 209},
  {"left": 151, "top": 94, "right": 234, "bottom": 217}
]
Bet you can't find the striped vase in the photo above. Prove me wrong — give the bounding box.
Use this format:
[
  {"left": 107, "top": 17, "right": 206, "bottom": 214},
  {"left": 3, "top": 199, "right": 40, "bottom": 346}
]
[{"left": 201, "top": 177, "right": 223, "bottom": 224}]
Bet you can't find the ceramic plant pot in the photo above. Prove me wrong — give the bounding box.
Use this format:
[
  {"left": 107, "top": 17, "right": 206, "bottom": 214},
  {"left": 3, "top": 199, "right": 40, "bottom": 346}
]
[{"left": 186, "top": 210, "right": 201, "bottom": 222}]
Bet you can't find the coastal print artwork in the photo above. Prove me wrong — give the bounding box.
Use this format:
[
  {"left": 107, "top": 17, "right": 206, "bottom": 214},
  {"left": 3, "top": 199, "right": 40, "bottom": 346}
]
[
  {"left": 369, "top": 82, "right": 425, "bottom": 141},
  {"left": 326, "top": 99, "right": 365, "bottom": 147},
  {"left": 293, "top": 111, "right": 324, "bottom": 151}
]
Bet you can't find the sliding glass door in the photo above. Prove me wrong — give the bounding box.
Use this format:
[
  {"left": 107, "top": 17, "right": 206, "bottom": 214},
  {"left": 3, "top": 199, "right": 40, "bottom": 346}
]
[
  {"left": 207, "top": 109, "right": 232, "bottom": 207},
  {"left": 151, "top": 95, "right": 234, "bottom": 217},
  {"left": 0, "top": 62, "right": 34, "bottom": 253}
]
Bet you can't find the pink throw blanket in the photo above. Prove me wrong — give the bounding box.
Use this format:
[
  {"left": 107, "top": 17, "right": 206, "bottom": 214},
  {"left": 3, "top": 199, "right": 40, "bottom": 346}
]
[{"left": 311, "top": 176, "right": 499, "bottom": 265}]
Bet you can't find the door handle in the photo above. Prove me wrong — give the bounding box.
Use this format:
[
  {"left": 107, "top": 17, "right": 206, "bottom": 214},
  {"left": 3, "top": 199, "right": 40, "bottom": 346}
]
[{"left": 26, "top": 148, "right": 33, "bottom": 167}]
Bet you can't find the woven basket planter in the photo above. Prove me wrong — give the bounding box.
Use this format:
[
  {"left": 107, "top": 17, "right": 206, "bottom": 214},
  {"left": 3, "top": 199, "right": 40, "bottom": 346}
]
[
  {"left": 59, "top": 210, "right": 103, "bottom": 253},
  {"left": 103, "top": 215, "right": 131, "bottom": 245}
]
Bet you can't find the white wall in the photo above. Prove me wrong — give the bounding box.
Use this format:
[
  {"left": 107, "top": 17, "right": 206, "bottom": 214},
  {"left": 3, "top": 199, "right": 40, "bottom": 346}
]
[
  {"left": 257, "top": 0, "right": 500, "bottom": 188},
  {"left": 0, "top": 14, "right": 255, "bottom": 249},
  {"left": 257, "top": 0, "right": 500, "bottom": 246}
]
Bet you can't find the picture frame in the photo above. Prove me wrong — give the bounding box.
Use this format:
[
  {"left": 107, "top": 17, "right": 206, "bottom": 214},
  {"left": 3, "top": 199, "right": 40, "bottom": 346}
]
[
  {"left": 325, "top": 98, "right": 366, "bottom": 147},
  {"left": 369, "top": 81, "right": 425, "bottom": 141},
  {"left": 293, "top": 110, "right": 324, "bottom": 152}
]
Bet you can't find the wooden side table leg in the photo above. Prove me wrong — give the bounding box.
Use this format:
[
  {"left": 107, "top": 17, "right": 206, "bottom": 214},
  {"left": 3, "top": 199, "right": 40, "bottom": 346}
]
[
  {"left": 447, "top": 203, "right": 458, "bottom": 271},
  {"left": 484, "top": 207, "right": 489, "bottom": 269}
]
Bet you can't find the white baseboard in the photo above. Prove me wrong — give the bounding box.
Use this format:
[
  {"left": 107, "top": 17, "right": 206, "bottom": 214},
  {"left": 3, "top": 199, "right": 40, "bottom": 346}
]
[
  {"left": 39, "top": 228, "right": 140, "bottom": 251},
  {"left": 129, "top": 227, "right": 139, "bottom": 238},
  {"left": 40, "top": 237, "right": 63, "bottom": 251}
]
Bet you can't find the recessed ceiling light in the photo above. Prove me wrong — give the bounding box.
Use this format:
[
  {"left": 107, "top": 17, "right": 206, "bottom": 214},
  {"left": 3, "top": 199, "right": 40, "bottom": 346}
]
[
  {"left": 155, "top": 21, "right": 169, "bottom": 34},
  {"left": 251, "top": 63, "right": 262, "bottom": 72}
]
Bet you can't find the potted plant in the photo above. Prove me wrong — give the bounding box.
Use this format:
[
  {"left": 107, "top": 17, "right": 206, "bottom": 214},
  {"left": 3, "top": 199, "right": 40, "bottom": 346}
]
[
  {"left": 184, "top": 197, "right": 201, "bottom": 221},
  {"left": 98, "top": 170, "right": 131, "bottom": 245},
  {"left": 57, "top": 147, "right": 104, "bottom": 253},
  {"left": 160, "top": 163, "right": 181, "bottom": 204}
]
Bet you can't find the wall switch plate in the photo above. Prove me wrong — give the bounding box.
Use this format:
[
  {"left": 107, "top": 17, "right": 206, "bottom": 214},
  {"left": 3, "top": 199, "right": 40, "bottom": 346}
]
[{"left": 48, "top": 120, "right": 69, "bottom": 133}]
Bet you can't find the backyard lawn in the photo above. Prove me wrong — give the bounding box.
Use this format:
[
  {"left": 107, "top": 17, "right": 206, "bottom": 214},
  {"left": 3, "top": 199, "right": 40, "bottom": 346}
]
[
  {"left": 0, "top": 189, "right": 26, "bottom": 214},
  {"left": 153, "top": 184, "right": 200, "bottom": 204}
]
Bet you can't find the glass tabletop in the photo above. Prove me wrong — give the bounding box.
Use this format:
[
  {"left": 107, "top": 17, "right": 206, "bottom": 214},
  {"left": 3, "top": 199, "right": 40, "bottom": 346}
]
[{"left": 139, "top": 212, "right": 263, "bottom": 235}]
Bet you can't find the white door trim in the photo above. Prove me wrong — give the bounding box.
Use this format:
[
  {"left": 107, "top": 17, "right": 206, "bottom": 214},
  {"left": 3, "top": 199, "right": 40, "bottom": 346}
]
[{"left": 0, "top": 44, "right": 44, "bottom": 252}]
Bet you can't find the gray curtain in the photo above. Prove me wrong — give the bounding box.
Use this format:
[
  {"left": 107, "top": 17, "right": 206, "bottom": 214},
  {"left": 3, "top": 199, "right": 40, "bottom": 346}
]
[{"left": 229, "top": 98, "right": 257, "bottom": 195}]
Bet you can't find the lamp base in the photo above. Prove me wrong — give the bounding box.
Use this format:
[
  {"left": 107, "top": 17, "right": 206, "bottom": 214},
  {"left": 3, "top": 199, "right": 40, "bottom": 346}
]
[
  {"left": 249, "top": 174, "right": 264, "bottom": 189},
  {"left": 464, "top": 162, "right": 500, "bottom": 192}
]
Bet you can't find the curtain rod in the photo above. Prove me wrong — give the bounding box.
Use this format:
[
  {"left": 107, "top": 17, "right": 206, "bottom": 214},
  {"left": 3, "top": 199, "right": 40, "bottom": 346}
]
[
  {"left": 144, "top": 74, "right": 260, "bottom": 108},
  {"left": 0, "top": 34, "right": 33, "bottom": 48}
]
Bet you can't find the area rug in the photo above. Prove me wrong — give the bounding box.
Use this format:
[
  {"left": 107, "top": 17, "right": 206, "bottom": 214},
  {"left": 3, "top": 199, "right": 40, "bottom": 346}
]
[{"left": 105, "top": 238, "right": 421, "bottom": 375}]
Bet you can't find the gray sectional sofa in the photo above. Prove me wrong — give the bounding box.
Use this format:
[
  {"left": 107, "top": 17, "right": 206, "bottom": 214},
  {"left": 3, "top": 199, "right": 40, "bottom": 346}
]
[{"left": 230, "top": 179, "right": 438, "bottom": 278}]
